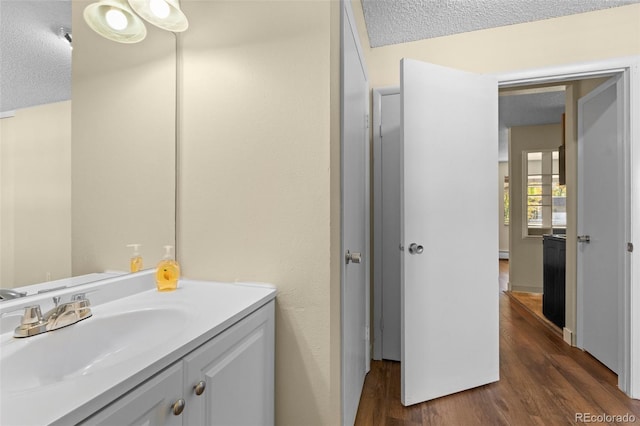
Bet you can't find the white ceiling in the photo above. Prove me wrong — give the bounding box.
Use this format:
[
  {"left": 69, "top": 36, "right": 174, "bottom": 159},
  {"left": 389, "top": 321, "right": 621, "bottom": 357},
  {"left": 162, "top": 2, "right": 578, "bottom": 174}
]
[
  {"left": 0, "top": 0, "right": 71, "bottom": 113},
  {"left": 361, "top": 0, "right": 640, "bottom": 47}
]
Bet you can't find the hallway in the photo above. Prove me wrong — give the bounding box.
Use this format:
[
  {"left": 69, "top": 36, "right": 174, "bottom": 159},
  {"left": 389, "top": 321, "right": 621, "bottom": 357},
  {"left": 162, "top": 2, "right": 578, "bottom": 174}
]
[{"left": 355, "top": 292, "right": 640, "bottom": 425}]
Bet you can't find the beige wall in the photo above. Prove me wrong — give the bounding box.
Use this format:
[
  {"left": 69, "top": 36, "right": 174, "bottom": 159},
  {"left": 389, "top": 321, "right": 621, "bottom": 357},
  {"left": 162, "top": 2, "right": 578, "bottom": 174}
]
[
  {"left": 177, "top": 1, "right": 339, "bottom": 424},
  {"left": 1, "top": 102, "right": 72, "bottom": 287},
  {"left": 498, "top": 162, "right": 509, "bottom": 255},
  {"left": 508, "top": 124, "right": 562, "bottom": 293}
]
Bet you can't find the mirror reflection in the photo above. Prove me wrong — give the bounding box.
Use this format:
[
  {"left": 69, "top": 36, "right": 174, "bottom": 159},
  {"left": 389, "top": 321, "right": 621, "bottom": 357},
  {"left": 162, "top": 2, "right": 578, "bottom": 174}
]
[{"left": 0, "top": 0, "right": 176, "bottom": 297}]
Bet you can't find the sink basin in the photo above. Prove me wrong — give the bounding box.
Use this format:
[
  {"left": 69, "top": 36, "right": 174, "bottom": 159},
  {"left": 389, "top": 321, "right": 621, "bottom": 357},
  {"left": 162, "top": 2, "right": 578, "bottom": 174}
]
[{"left": 1, "top": 307, "right": 188, "bottom": 394}]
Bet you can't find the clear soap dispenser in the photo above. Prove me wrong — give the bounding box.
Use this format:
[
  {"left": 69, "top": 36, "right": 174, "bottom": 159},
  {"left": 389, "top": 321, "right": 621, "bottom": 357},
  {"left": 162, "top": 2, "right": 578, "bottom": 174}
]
[
  {"left": 126, "top": 244, "right": 143, "bottom": 272},
  {"left": 156, "top": 245, "right": 180, "bottom": 292}
]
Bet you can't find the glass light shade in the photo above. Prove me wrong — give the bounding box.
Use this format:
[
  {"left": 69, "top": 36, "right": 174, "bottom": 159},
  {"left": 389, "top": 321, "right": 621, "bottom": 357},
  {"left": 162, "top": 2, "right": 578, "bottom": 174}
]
[
  {"left": 128, "top": 0, "right": 189, "bottom": 32},
  {"left": 84, "top": 0, "right": 147, "bottom": 44}
]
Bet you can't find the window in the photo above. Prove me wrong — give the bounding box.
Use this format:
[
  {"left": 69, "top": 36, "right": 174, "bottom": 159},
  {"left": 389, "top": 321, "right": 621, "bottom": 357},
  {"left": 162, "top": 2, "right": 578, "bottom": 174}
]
[{"left": 524, "top": 150, "right": 566, "bottom": 236}]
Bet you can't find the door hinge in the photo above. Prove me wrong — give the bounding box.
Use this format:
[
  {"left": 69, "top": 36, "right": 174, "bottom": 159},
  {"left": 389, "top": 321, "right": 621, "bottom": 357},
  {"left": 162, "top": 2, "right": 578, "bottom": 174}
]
[
  {"left": 627, "top": 242, "right": 634, "bottom": 253},
  {"left": 365, "top": 326, "right": 370, "bottom": 341},
  {"left": 365, "top": 114, "right": 369, "bottom": 129},
  {"left": 379, "top": 124, "right": 383, "bottom": 139}
]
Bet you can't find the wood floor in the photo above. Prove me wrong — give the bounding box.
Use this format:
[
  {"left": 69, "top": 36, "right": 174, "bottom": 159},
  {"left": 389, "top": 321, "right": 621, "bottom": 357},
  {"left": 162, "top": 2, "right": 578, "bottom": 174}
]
[
  {"left": 355, "top": 290, "right": 640, "bottom": 425},
  {"left": 507, "top": 291, "right": 562, "bottom": 337}
]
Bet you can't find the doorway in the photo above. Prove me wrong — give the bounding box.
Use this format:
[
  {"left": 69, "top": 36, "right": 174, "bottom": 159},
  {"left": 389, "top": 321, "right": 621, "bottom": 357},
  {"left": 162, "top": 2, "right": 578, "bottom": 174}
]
[
  {"left": 371, "top": 57, "right": 639, "bottom": 399},
  {"left": 502, "top": 84, "right": 567, "bottom": 337}
]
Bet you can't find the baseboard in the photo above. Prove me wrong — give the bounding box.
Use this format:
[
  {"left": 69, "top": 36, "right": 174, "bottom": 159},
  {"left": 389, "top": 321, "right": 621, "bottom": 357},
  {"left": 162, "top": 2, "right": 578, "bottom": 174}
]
[
  {"left": 510, "top": 285, "right": 542, "bottom": 294},
  {"left": 499, "top": 251, "right": 509, "bottom": 260},
  {"left": 563, "top": 327, "right": 573, "bottom": 346}
]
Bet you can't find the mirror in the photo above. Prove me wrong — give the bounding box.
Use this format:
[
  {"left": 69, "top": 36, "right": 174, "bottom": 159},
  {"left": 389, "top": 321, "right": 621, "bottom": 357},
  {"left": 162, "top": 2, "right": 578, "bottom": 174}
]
[{"left": 0, "top": 0, "right": 176, "bottom": 294}]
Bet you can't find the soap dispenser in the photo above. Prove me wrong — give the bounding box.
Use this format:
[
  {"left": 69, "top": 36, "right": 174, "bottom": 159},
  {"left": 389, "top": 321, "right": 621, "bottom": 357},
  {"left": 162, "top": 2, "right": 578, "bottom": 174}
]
[
  {"left": 156, "top": 245, "right": 180, "bottom": 292},
  {"left": 126, "top": 244, "right": 143, "bottom": 272}
]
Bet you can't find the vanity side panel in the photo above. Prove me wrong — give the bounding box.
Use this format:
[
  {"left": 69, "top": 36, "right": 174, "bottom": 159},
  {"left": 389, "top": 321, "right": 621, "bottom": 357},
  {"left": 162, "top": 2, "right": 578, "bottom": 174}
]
[{"left": 183, "top": 301, "right": 275, "bottom": 426}]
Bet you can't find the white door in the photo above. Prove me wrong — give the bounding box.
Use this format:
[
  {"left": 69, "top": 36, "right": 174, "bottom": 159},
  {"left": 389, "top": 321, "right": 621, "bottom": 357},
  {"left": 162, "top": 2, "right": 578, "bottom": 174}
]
[
  {"left": 380, "top": 91, "right": 402, "bottom": 362},
  {"left": 577, "top": 75, "right": 624, "bottom": 374},
  {"left": 341, "top": 1, "right": 369, "bottom": 424},
  {"left": 401, "top": 59, "right": 499, "bottom": 406}
]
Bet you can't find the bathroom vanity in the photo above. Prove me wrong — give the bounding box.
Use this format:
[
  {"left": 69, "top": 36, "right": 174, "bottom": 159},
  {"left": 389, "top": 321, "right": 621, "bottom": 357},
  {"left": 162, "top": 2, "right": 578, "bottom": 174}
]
[{"left": 0, "top": 271, "right": 276, "bottom": 426}]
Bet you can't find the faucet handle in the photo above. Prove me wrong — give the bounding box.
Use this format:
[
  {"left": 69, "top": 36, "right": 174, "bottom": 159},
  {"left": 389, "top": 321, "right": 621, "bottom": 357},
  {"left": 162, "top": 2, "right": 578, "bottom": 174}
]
[
  {"left": 71, "top": 293, "right": 87, "bottom": 301},
  {"left": 71, "top": 291, "right": 96, "bottom": 301},
  {"left": 21, "top": 305, "right": 44, "bottom": 325},
  {"left": 70, "top": 293, "right": 92, "bottom": 311}
]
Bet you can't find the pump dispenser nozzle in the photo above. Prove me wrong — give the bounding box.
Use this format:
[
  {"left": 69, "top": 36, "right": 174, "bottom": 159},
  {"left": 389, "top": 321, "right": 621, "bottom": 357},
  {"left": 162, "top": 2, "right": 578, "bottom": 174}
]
[
  {"left": 126, "top": 244, "right": 143, "bottom": 272},
  {"left": 162, "top": 245, "right": 173, "bottom": 259}
]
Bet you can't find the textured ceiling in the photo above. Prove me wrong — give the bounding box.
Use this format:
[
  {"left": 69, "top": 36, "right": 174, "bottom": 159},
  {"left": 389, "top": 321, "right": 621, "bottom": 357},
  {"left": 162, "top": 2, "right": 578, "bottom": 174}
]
[
  {"left": 361, "top": 0, "right": 640, "bottom": 47},
  {"left": 0, "top": 0, "right": 71, "bottom": 113},
  {"left": 499, "top": 90, "right": 565, "bottom": 129},
  {"left": 497, "top": 89, "right": 566, "bottom": 161}
]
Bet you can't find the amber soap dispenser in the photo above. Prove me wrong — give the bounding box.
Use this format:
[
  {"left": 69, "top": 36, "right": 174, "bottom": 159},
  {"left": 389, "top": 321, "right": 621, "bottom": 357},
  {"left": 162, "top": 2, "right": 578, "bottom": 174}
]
[
  {"left": 127, "top": 244, "right": 143, "bottom": 272},
  {"left": 156, "top": 245, "right": 180, "bottom": 292}
]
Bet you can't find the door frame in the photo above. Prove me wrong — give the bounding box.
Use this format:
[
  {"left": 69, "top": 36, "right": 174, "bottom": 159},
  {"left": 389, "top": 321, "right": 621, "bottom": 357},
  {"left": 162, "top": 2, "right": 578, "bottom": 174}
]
[
  {"left": 372, "top": 86, "right": 401, "bottom": 360},
  {"left": 371, "top": 56, "right": 639, "bottom": 397}
]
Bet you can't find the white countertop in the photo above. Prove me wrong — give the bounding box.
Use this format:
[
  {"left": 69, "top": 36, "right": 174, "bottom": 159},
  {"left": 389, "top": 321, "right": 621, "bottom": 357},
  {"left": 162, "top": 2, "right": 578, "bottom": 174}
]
[{"left": 0, "top": 271, "right": 276, "bottom": 426}]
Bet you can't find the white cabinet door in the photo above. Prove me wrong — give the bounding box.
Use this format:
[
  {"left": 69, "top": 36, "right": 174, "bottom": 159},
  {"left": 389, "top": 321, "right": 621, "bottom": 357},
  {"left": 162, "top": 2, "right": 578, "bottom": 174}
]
[
  {"left": 183, "top": 302, "right": 275, "bottom": 426},
  {"left": 80, "top": 363, "right": 184, "bottom": 426}
]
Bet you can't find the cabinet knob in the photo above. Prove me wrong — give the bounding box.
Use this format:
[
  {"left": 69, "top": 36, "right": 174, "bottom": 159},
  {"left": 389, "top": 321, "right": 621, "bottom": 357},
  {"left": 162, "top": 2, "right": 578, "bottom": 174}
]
[
  {"left": 172, "top": 398, "right": 186, "bottom": 416},
  {"left": 194, "top": 380, "right": 206, "bottom": 396}
]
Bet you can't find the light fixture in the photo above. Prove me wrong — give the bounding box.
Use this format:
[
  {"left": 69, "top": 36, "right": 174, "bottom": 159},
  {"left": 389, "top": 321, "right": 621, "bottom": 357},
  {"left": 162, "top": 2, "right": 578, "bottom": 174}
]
[
  {"left": 83, "top": 0, "right": 147, "bottom": 44},
  {"left": 84, "top": 0, "right": 188, "bottom": 44},
  {"left": 128, "top": 0, "right": 188, "bottom": 32}
]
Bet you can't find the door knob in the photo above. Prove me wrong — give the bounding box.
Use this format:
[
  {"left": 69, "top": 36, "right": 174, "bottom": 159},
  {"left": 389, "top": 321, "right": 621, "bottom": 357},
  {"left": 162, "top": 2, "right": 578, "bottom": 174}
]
[
  {"left": 577, "top": 235, "right": 591, "bottom": 243},
  {"left": 345, "top": 250, "right": 362, "bottom": 264},
  {"left": 408, "top": 243, "right": 424, "bottom": 255}
]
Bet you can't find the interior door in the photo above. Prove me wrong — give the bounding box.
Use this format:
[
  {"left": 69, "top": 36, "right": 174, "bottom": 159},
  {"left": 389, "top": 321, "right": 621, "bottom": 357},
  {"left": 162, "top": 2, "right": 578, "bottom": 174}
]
[
  {"left": 401, "top": 59, "right": 499, "bottom": 406},
  {"left": 577, "top": 75, "right": 624, "bottom": 374},
  {"left": 341, "top": 1, "right": 369, "bottom": 424}
]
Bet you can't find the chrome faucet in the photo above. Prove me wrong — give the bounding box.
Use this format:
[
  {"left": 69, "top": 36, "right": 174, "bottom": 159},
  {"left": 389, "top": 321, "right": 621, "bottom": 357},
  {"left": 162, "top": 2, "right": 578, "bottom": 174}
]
[
  {"left": 13, "top": 293, "right": 92, "bottom": 338},
  {"left": 0, "top": 288, "right": 27, "bottom": 301}
]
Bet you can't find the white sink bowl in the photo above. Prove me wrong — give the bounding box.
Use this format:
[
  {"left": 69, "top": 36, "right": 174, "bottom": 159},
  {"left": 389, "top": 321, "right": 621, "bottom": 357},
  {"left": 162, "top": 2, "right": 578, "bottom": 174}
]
[{"left": 0, "top": 307, "right": 188, "bottom": 394}]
